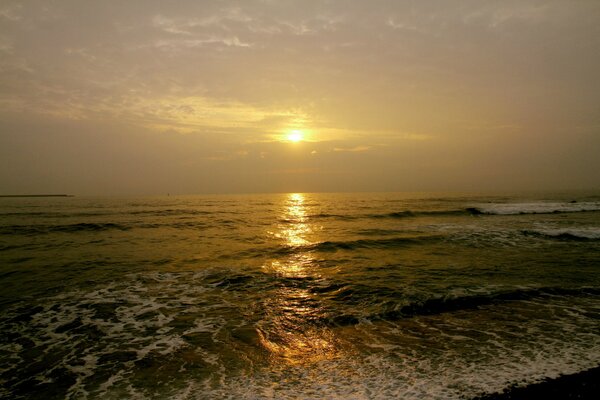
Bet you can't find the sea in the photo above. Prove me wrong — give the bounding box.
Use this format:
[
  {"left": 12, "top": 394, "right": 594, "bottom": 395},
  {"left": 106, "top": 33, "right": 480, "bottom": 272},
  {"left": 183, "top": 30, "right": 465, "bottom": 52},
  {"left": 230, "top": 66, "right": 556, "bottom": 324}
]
[{"left": 1, "top": 192, "right": 599, "bottom": 399}]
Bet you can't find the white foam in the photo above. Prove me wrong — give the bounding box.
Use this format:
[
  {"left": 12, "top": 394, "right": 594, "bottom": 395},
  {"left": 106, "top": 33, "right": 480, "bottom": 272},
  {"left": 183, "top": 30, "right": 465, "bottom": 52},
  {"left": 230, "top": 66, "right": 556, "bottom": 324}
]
[
  {"left": 0, "top": 270, "right": 232, "bottom": 398},
  {"left": 67, "top": 354, "right": 98, "bottom": 400},
  {"left": 473, "top": 201, "right": 600, "bottom": 215},
  {"left": 3, "top": 272, "right": 600, "bottom": 400},
  {"left": 170, "top": 293, "right": 600, "bottom": 400},
  {"left": 529, "top": 227, "right": 600, "bottom": 239}
]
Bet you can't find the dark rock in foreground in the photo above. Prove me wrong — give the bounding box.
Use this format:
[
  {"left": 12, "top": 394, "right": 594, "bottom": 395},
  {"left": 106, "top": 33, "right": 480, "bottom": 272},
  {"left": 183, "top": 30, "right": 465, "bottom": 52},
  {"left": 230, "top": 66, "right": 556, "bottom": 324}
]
[{"left": 473, "top": 366, "right": 600, "bottom": 400}]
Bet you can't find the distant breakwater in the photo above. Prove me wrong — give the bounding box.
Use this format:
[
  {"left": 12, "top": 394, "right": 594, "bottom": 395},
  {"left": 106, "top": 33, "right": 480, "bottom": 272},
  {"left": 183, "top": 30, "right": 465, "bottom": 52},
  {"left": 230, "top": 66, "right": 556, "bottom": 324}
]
[{"left": 0, "top": 194, "right": 73, "bottom": 197}]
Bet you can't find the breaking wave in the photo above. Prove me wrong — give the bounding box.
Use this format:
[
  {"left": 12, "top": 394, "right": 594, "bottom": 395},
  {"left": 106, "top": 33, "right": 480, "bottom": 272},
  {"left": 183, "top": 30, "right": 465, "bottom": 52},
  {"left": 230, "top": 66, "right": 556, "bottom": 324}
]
[
  {"left": 522, "top": 227, "right": 600, "bottom": 241},
  {"left": 468, "top": 202, "right": 600, "bottom": 216}
]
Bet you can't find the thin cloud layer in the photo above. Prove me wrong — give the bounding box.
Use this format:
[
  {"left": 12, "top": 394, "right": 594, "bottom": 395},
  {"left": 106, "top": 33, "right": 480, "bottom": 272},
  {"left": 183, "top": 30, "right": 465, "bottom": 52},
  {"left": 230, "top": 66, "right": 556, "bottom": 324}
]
[{"left": 1, "top": 1, "right": 599, "bottom": 194}]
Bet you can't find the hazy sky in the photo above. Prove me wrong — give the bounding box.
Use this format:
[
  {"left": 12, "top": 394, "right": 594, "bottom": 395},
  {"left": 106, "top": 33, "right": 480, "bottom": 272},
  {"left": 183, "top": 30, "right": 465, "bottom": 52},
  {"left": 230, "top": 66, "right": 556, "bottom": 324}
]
[{"left": 1, "top": 0, "right": 599, "bottom": 195}]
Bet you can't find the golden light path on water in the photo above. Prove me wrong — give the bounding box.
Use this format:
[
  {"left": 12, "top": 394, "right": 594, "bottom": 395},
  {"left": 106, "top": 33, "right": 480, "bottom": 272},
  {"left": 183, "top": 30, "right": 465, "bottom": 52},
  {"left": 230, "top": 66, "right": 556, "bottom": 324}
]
[{"left": 259, "top": 193, "right": 339, "bottom": 365}]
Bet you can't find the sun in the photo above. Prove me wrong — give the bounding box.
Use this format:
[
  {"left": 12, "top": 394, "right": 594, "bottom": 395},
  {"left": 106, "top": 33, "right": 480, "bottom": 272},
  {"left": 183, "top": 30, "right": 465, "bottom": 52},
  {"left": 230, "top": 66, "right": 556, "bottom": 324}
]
[{"left": 286, "top": 130, "right": 304, "bottom": 142}]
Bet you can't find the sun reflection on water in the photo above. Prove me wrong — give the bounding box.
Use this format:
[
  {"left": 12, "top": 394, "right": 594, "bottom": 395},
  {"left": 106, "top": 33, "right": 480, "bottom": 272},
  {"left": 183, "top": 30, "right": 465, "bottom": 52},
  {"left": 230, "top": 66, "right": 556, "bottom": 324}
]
[
  {"left": 276, "top": 192, "right": 311, "bottom": 247},
  {"left": 258, "top": 193, "right": 339, "bottom": 364}
]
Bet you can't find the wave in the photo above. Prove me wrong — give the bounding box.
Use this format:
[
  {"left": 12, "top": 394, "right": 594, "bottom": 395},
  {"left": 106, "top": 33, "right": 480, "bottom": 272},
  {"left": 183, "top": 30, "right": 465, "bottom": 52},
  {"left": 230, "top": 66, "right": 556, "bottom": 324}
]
[
  {"left": 0, "top": 220, "right": 216, "bottom": 235},
  {"left": 381, "top": 210, "right": 472, "bottom": 218},
  {"left": 269, "top": 235, "right": 443, "bottom": 255},
  {"left": 3, "top": 272, "right": 599, "bottom": 400},
  {"left": 221, "top": 235, "right": 444, "bottom": 262},
  {"left": 269, "top": 202, "right": 600, "bottom": 222},
  {"left": 306, "top": 209, "right": 475, "bottom": 221},
  {"left": 522, "top": 228, "right": 600, "bottom": 241},
  {"left": 468, "top": 202, "right": 600, "bottom": 216},
  {"left": 0, "top": 211, "right": 113, "bottom": 218},
  {"left": 306, "top": 213, "right": 353, "bottom": 220},
  {"left": 0, "top": 211, "right": 57, "bottom": 217},
  {"left": 329, "top": 286, "right": 600, "bottom": 326},
  {"left": 0, "top": 222, "right": 131, "bottom": 235},
  {"left": 129, "top": 209, "right": 216, "bottom": 217},
  {"left": 0, "top": 209, "right": 217, "bottom": 219}
]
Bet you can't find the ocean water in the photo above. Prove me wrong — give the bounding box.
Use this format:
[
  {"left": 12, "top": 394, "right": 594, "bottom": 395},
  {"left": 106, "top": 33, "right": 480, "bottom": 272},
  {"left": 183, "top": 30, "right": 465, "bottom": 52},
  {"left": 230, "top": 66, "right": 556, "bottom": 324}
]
[{"left": 1, "top": 192, "right": 599, "bottom": 399}]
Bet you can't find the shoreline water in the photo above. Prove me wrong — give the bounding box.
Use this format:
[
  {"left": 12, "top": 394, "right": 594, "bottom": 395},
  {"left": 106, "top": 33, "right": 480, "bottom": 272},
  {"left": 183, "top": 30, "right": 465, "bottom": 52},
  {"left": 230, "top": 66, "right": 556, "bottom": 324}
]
[{"left": 1, "top": 193, "right": 598, "bottom": 399}]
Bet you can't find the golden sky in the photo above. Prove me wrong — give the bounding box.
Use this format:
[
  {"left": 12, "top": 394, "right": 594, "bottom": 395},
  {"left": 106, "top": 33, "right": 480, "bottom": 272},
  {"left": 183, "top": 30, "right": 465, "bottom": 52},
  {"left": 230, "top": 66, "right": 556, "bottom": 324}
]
[{"left": 1, "top": 1, "right": 599, "bottom": 194}]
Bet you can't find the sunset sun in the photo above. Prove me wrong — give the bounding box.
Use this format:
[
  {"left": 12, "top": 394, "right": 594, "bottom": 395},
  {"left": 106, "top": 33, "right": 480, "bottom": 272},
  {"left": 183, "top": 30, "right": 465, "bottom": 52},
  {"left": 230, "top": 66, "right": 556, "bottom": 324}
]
[{"left": 286, "top": 130, "right": 304, "bottom": 142}]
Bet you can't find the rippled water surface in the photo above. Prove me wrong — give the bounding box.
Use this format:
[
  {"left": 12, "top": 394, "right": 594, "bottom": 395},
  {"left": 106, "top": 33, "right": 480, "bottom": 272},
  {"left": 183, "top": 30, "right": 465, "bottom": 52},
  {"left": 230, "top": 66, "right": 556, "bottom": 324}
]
[{"left": 1, "top": 192, "right": 600, "bottom": 399}]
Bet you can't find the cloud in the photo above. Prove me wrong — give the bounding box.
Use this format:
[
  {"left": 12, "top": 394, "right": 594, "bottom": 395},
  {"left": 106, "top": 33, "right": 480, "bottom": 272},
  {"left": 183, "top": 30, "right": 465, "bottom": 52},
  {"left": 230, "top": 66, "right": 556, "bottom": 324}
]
[
  {"left": 463, "top": 4, "right": 549, "bottom": 29},
  {"left": 398, "top": 133, "right": 432, "bottom": 141},
  {"left": 0, "top": 4, "right": 22, "bottom": 21},
  {"left": 151, "top": 8, "right": 254, "bottom": 34},
  {"left": 153, "top": 36, "right": 252, "bottom": 50},
  {"left": 1, "top": 1, "right": 599, "bottom": 193},
  {"left": 333, "top": 146, "right": 370, "bottom": 153}
]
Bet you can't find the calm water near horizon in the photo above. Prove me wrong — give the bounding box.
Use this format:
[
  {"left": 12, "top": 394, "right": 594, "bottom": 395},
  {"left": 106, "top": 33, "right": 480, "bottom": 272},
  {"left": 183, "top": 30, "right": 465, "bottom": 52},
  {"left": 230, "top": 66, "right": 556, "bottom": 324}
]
[{"left": 1, "top": 192, "right": 600, "bottom": 399}]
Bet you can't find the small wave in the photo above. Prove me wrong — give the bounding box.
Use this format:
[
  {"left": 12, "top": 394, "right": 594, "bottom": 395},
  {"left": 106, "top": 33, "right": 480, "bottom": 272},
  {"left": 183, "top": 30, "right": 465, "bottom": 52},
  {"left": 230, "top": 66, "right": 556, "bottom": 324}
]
[
  {"left": 273, "top": 235, "right": 442, "bottom": 255},
  {"left": 50, "top": 223, "right": 130, "bottom": 233},
  {"left": 287, "top": 203, "right": 600, "bottom": 221},
  {"left": 129, "top": 209, "right": 215, "bottom": 217},
  {"left": 0, "top": 222, "right": 131, "bottom": 235},
  {"left": 0, "top": 211, "right": 116, "bottom": 218},
  {"left": 329, "top": 287, "right": 600, "bottom": 326},
  {"left": 0, "top": 211, "right": 57, "bottom": 217},
  {"left": 367, "top": 211, "right": 417, "bottom": 219},
  {"left": 388, "top": 287, "right": 600, "bottom": 318},
  {"left": 228, "top": 236, "right": 442, "bottom": 260},
  {"left": 354, "top": 228, "right": 409, "bottom": 236},
  {"left": 304, "top": 209, "right": 473, "bottom": 221},
  {"left": 369, "top": 210, "right": 473, "bottom": 219},
  {"left": 522, "top": 228, "right": 600, "bottom": 241},
  {"left": 469, "top": 202, "right": 600, "bottom": 216},
  {"left": 307, "top": 213, "right": 356, "bottom": 220}
]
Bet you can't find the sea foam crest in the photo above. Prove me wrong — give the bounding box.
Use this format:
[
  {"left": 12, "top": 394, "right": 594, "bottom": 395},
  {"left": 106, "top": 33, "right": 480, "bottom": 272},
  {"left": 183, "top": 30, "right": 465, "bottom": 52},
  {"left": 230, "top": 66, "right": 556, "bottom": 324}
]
[
  {"left": 471, "top": 201, "right": 600, "bottom": 215},
  {"left": 524, "top": 227, "right": 600, "bottom": 240}
]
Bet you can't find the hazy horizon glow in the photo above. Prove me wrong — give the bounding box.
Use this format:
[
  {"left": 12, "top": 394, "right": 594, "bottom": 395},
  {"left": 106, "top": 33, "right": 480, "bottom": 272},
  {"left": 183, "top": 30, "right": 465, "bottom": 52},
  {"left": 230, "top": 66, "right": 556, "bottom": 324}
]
[{"left": 1, "top": 1, "right": 599, "bottom": 195}]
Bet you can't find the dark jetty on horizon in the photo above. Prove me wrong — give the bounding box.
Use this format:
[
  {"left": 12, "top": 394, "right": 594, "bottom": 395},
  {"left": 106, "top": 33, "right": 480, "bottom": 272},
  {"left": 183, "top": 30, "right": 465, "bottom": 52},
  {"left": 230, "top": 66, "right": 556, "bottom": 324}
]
[{"left": 0, "top": 194, "right": 73, "bottom": 198}]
